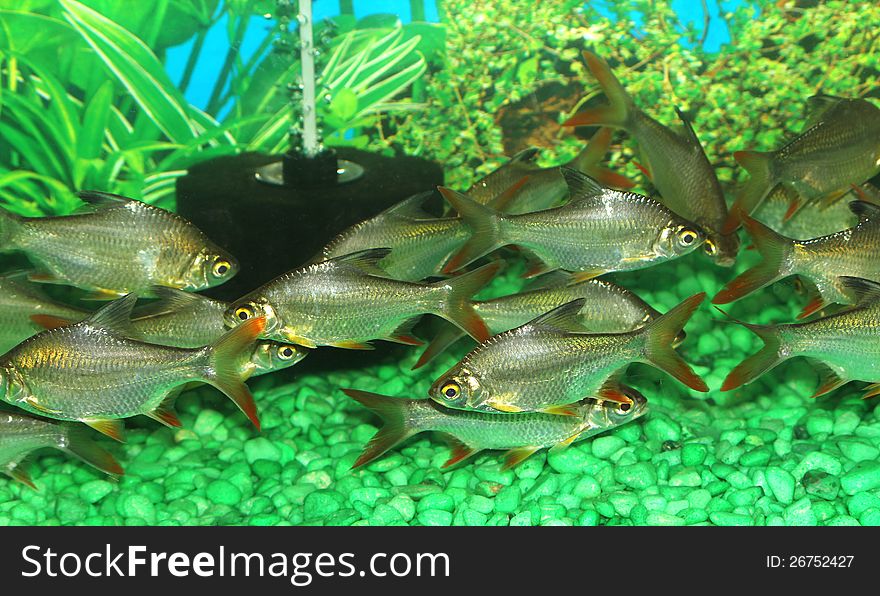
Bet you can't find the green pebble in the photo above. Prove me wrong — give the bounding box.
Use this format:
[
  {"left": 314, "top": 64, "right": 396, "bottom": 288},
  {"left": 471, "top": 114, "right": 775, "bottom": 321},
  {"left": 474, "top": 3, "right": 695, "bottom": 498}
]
[
  {"left": 387, "top": 495, "right": 415, "bottom": 521},
  {"left": 118, "top": 494, "right": 157, "bottom": 523},
  {"left": 838, "top": 440, "right": 880, "bottom": 463},
  {"left": 644, "top": 417, "right": 681, "bottom": 443},
  {"left": 669, "top": 468, "right": 702, "bottom": 487},
  {"left": 709, "top": 512, "right": 753, "bottom": 526},
  {"left": 793, "top": 451, "right": 842, "bottom": 479},
  {"left": 687, "top": 489, "right": 712, "bottom": 510},
  {"left": 841, "top": 461, "right": 880, "bottom": 495},
  {"left": 860, "top": 509, "right": 880, "bottom": 526},
  {"left": 578, "top": 509, "right": 600, "bottom": 526},
  {"left": 349, "top": 487, "right": 391, "bottom": 506},
  {"left": 646, "top": 511, "right": 685, "bottom": 526},
  {"left": 801, "top": 471, "right": 840, "bottom": 501},
  {"left": 193, "top": 409, "right": 225, "bottom": 435},
  {"left": 417, "top": 493, "right": 455, "bottom": 513},
  {"left": 682, "top": 508, "right": 709, "bottom": 525},
  {"left": 417, "top": 510, "right": 453, "bottom": 526},
  {"left": 739, "top": 448, "right": 771, "bottom": 467},
  {"left": 681, "top": 443, "right": 708, "bottom": 467},
  {"left": 833, "top": 411, "right": 861, "bottom": 436},
  {"left": 847, "top": 492, "right": 880, "bottom": 517},
  {"left": 591, "top": 436, "right": 625, "bottom": 459},
  {"left": 244, "top": 438, "right": 282, "bottom": 464},
  {"left": 805, "top": 412, "right": 833, "bottom": 437},
  {"left": 79, "top": 480, "right": 114, "bottom": 504},
  {"left": 206, "top": 480, "right": 242, "bottom": 506},
  {"left": 608, "top": 492, "right": 639, "bottom": 517},
  {"left": 613, "top": 462, "right": 657, "bottom": 490},
  {"left": 572, "top": 476, "right": 601, "bottom": 499},
  {"left": 728, "top": 487, "right": 762, "bottom": 507},
  {"left": 766, "top": 467, "right": 795, "bottom": 504},
  {"left": 547, "top": 447, "right": 590, "bottom": 473},
  {"left": 784, "top": 497, "right": 817, "bottom": 526},
  {"left": 303, "top": 490, "right": 344, "bottom": 520},
  {"left": 629, "top": 504, "right": 648, "bottom": 524},
  {"left": 463, "top": 508, "right": 488, "bottom": 526},
  {"left": 825, "top": 515, "right": 860, "bottom": 526},
  {"left": 494, "top": 486, "right": 521, "bottom": 513}
]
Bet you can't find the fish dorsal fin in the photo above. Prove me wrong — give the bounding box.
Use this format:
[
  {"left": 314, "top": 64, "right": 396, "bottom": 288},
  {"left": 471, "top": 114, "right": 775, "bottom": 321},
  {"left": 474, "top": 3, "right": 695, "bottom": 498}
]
[
  {"left": 525, "top": 298, "right": 588, "bottom": 333},
  {"left": 133, "top": 286, "right": 219, "bottom": 319},
  {"left": 83, "top": 293, "right": 137, "bottom": 334},
  {"left": 839, "top": 277, "right": 880, "bottom": 306},
  {"left": 511, "top": 147, "right": 540, "bottom": 164},
  {"left": 674, "top": 107, "right": 702, "bottom": 145},
  {"left": 329, "top": 248, "right": 392, "bottom": 276},
  {"left": 848, "top": 200, "right": 880, "bottom": 224},
  {"left": 560, "top": 167, "right": 605, "bottom": 200},
  {"left": 804, "top": 94, "right": 843, "bottom": 127},
  {"left": 76, "top": 190, "right": 137, "bottom": 211},
  {"left": 382, "top": 191, "right": 436, "bottom": 219}
]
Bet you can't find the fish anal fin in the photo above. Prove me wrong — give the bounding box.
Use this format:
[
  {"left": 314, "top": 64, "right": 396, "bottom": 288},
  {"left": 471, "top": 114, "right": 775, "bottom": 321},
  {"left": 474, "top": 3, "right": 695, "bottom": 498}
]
[
  {"left": 8, "top": 465, "right": 36, "bottom": 489},
  {"left": 809, "top": 361, "right": 848, "bottom": 399},
  {"left": 441, "top": 435, "right": 479, "bottom": 468},
  {"left": 487, "top": 175, "right": 531, "bottom": 213},
  {"left": 82, "top": 418, "right": 126, "bottom": 443},
  {"left": 798, "top": 293, "right": 829, "bottom": 319},
  {"left": 502, "top": 446, "right": 541, "bottom": 470},
  {"left": 486, "top": 400, "right": 524, "bottom": 413},
  {"left": 329, "top": 340, "right": 376, "bottom": 350},
  {"left": 539, "top": 404, "right": 581, "bottom": 417},
  {"left": 567, "top": 269, "right": 607, "bottom": 283},
  {"left": 83, "top": 288, "right": 126, "bottom": 301},
  {"left": 862, "top": 383, "right": 880, "bottom": 400},
  {"left": 146, "top": 391, "right": 183, "bottom": 428},
  {"left": 27, "top": 272, "right": 62, "bottom": 285}
]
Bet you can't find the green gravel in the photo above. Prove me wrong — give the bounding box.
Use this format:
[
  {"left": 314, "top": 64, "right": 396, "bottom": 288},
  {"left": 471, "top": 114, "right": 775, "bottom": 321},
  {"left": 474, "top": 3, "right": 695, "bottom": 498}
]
[{"left": 2, "top": 254, "right": 880, "bottom": 526}]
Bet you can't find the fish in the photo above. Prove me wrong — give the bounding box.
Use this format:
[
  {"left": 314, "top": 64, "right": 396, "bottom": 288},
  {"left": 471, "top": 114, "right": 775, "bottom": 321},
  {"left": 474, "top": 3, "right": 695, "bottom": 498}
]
[
  {"left": 30, "top": 286, "right": 307, "bottom": 378},
  {"left": 413, "top": 270, "right": 666, "bottom": 369},
  {"left": 316, "top": 192, "right": 470, "bottom": 281},
  {"left": 713, "top": 202, "right": 880, "bottom": 318},
  {"left": 720, "top": 277, "right": 880, "bottom": 399},
  {"left": 563, "top": 51, "right": 740, "bottom": 266},
  {"left": 753, "top": 183, "right": 880, "bottom": 239},
  {"left": 0, "top": 191, "right": 238, "bottom": 298},
  {"left": 466, "top": 127, "right": 634, "bottom": 214},
  {"left": 0, "top": 410, "right": 123, "bottom": 488},
  {"left": 0, "top": 272, "right": 88, "bottom": 355},
  {"left": 440, "top": 168, "right": 706, "bottom": 278},
  {"left": 428, "top": 293, "right": 708, "bottom": 415},
  {"left": 224, "top": 249, "right": 500, "bottom": 349},
  {"left": 0, "top": 294, "right": 265, "bottom": 442},
  {"left": 343, "top": 386, "right": 648, "bottom": 469},
  {"left": 723, "top": 94, "right": 880, "bottom": 233}
]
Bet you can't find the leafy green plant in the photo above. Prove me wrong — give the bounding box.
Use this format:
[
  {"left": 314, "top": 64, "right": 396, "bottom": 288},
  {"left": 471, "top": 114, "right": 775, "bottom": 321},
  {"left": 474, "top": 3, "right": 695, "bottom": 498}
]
[{"left": 0, "top": 0, "right": 433, "bottom": 215}]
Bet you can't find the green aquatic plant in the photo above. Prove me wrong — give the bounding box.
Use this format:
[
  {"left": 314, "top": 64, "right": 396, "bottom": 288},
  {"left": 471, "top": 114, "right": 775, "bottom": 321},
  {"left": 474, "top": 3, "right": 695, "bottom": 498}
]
[
  {"left": 0, "top": 0, "right": 434, "bottom": 214},
  {"left": 387, "top": 0, "right": 879, "bottom": 192}
]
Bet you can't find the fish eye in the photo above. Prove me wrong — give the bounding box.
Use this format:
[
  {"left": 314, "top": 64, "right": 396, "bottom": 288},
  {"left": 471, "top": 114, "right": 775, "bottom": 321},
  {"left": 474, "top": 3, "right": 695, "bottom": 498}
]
[
  {"left": 703, "top": 238, "right": 717, "bottom": 256},
  {"left": 277, "top": 345, "right": 297, "bottom": 360},
  {"left": 212, "top": 259, "right": 232, "bottom": 277},
  {"left": 441, "top": 381, "right": 461, "bottom": 400},
  {"left": 615, "top": 401, "right": 633, "bottom": 415},
  {"left": 678, "top": 229, "right": 699, "bottom": 246},
  {"left": 234, "top": 305, "right": 254, "bottom": 321}
]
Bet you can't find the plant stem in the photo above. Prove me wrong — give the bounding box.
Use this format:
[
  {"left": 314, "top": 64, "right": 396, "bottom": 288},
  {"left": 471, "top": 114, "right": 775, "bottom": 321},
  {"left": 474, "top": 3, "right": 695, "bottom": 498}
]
[
  {"left": 410, "top": 0, "right": 425, "bottom": 21},
  {"left": 339, "top": 0, "right": 353, "bottom": 15},
  {"left": 8, "top": 56, "right": 18, "bottom": 92},
  {"left": 206, "top": 14, "right": 249, "bottom": 116},
  {"left": 298, "top": 0, "right": 319, "bottom": 157},
  {"left": 180, "top": 28, "right": 207, "bottom": 93}
]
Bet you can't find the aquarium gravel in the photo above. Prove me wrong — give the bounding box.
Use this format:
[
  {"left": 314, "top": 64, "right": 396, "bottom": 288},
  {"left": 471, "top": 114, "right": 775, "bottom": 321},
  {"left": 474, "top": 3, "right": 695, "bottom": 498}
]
[{"left": 2, "top": 250, "right": 878, "bottom": 527}]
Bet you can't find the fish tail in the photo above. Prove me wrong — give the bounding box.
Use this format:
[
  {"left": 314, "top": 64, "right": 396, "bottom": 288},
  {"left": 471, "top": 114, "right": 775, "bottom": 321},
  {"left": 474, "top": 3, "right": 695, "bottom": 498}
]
[
  {"left": 0, "top": 207, "right": 22, "bottom": 248},
  {"left": 718, "top": 312, "right": 786, "bottom": 391},
  {"left": 412, "top": 324, "right": 467, "bottom": 370},
  {"left": 712, "top": 214, "right": 794, "bottom": 304},
  {"left": 562, "top": 51, "right": 634, "bottom": 129},
  {"left": 723, "top": 150, "right": 777, "bottom": 233},
  {"left": 63, "top": 425, "right": 124, "bottom": 477},
  {"left": 203, "top": 316, "right": 266, "bottom": 431},
  {"left": 641, "top": 293, "right": 709, "bottom": 392},
  {"left": 567, "top": 127, "right": 636, "bottom": 190},
  {"left": 430, "top": 261, "right": 501, "bottom": 343},
  {"left": 342, "top": 389, "right": 418, "bottom": 469},
  {"left": 438, "top": 187, "right": 505, "bottom": 273}
]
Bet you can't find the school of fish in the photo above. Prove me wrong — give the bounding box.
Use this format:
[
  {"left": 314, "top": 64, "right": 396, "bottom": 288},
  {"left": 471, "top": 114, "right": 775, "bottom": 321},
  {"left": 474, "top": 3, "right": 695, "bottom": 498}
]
[{"left": 1, "top": 49, "right": 880, "bottom": 486}]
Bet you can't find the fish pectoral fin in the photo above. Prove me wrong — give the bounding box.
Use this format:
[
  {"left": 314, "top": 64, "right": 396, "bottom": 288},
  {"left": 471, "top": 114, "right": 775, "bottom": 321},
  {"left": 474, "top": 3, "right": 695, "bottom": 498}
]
[
  {"left": 862, "top": 383, "right": 880, "bottom": 400},
  {"left": 82, "top": 418, "right": 126, "bottom": 443},
  {"left": 550, "top": 431, "right": 584, "bottom": 451},
  {"left": 539, "top": 404, "right": 581, "bottom": 417},
  {"left": 597, "top": 373, "right": 635, "bottom": 405},
  {"left": 24, "top": 396, "right": 62, "bottom": 416},
  {"left": 7, "top": 464, "right": 36, "bottom": 490},
  {"left": 145, "top": 391, "right": 183, "bottom": 429},
  {"left": 27, "top": 271, "right": 63, "bottom": 285},
  {"left": 82, "top": 288, "right": 127, "bottom": 301},
  {"left": 440, "top": 435, "right": 479, "bottom": 468},
  {"left": 328, "top": 340, "right": 375, "bottom": 350},
  {"left": 810, "top": 358, "right": 850, "bottom": 398},
  {"left": 567, "top": 269, "right": 607, "bottom": 283},
  {"left": 501, "top": 446, "right": 541, "bottom": 470},
  {"left": 521, "top": 252, "right": 555, "bottom": 279},
  {"left": 797, "top": 292, "right": 830, "bottom": 319},
  {"left": 281, "top": 331, "right": 318, "bottom": 349},
  {"left": 485, "top": 400, "right": 524, "bottom": 413}
]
